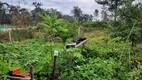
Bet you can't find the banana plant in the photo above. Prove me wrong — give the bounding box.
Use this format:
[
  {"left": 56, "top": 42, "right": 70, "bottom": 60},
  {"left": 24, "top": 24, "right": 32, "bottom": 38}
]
[
  {"left": 38, "top": 9, "right": 69, "bottom": 63},
  {"left": 38, "top": 9, "right": 68, "bottom": 42}
]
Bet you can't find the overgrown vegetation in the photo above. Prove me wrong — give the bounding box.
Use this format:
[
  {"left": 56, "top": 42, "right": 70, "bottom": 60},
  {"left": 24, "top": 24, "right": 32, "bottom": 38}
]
[{"left": 0, "top": 0, "right": 142, "bottom": 80}]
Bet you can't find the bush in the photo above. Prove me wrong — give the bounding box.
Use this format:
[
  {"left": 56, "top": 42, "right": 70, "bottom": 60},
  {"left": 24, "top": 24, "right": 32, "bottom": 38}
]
[
  {"left": 82, "top": 21, "right": 110, "bottom": 32},
  {"left": 0, "top": 29, "right": 35, "bottom": 42},
  {"left": 11, "top": 29, "right": 34, "bottom": 41},
  {"left": 81, "top": 46, "right": 99, "bottom": 58},
  {"left": 0, "top": 31, "right": 9, "bottom": 42}
]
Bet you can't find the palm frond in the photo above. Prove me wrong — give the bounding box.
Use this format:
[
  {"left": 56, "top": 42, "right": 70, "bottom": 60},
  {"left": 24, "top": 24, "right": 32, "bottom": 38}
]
[{"left": 37, "top": 22, "right": 50, "bottom": 28}]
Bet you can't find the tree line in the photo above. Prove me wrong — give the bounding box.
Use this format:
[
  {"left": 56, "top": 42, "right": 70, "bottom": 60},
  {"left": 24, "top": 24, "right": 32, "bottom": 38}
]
[{"left": 0, "top": 1, "right": 96, "bottom": 26}]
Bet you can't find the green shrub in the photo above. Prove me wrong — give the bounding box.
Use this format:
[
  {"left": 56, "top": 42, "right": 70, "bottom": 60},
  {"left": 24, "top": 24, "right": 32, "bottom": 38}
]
[
  {"left": 0, "top": 31, "right": 9, "bottom": 42},
  {"left": 11, "top": 29, "right": 34, "bottom": 41},
  {"left": 82, "top": 21, "right": 110, "bottom": 32},
  {"left": 0, "top": 38, "right": 141, "bottom": 80}
]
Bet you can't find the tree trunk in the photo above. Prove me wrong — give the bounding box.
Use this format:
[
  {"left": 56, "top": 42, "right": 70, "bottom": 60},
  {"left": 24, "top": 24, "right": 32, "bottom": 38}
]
[
  {"left": 114, "top": 1, "right": 118, "bottom": 21},
  {"left": 131, "top": 37, "right": 135, "bottom": 48}
]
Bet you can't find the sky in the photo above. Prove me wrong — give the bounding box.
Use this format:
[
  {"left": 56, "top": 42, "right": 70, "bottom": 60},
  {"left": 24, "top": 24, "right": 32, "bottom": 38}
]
[{"left": 2, "top": 0, "right": 102, "bottom": 15}]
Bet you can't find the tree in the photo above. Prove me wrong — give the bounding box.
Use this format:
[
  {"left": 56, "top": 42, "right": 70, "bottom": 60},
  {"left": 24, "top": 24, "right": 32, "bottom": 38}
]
[
  {"left": 112, "top": 1, "right": 142, "bottom": 47},
  {"left": 31, "top": 2, "right": 43, "bottom": 25},
  {"left": 32, "top": 2, "right": 43, "bottom": 8},
  {"left": 95, "top": 0, "right": 135, "bottom": 21},
  {"left": 94, "top": 9, "right": 99, "bottom": 20},
  {"left": 108, "top": 0, "right": 124, "bottom": 21},
  {"left": 38, "top": 10, "right": 68, "bottom": 42},
  {"left": 10, "top": 5, "right": 21, "bottom": 26},
  {"left": 10, "top": 6, "right": 30, "bottom": 27},
  {"left": 61, "top": 15, "right": 74, "bottom": 23},
  {"left": 71, "top": 6, "right": 83, "bottom": 22},
  {"left": 0, "top": 1, "right": 11, "bottom": 24},
  {"left": 38, "top": 10, "right": 69, "bottom": 61},
  {"left": 80, "top": 14, "right": 93, "bottom": 22},
  {"left": 71, "top": 6, "right": 92, "bottom": 23},
  {"left": 95, "top": 0, "right": 109, "bottom": 21},
  {"left": 19, "top": 8, "right": 31, "bottom": 26},
  {"left": 101, "top": 9, "right": 109, "bottom": 21},
  {"left": 46, "top": 8, "right": 62, "bottom": 19}
]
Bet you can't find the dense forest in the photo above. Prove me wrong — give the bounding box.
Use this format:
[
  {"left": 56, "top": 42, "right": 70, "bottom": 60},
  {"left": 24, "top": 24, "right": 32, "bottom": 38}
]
[{"left": 0, "top": 0, "right": 142, "bottom": 80}]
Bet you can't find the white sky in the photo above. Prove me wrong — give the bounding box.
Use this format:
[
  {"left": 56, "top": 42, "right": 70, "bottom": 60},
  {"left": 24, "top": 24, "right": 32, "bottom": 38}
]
[{"left": 2, "top": 0, "right": 102, "bottom": 15}]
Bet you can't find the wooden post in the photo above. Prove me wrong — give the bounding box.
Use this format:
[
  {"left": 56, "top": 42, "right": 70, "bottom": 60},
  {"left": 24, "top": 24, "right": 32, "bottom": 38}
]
[
  {"left": 49, "top": 51, "right": 58, "bottom": 80},
  {"left": 51, "top": 56, "right": 57, "bottom": 80},
  {"left": 30, "top": 65, "right": 34, "bottom": 80},
  {"left": 9, "top": 31, "right": 12, "bottom": 42},
  {"left": 37, "top": 73, "right": 40, "bottom": 80}
]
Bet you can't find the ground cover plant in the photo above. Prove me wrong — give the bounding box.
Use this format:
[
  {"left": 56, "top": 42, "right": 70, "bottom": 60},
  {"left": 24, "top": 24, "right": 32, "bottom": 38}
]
[
  {"left": 0, "top": 0, "right": 142, "bottom": 80},
  {"left": 0, "top": 32, "right": 142, "bottom": 80}
]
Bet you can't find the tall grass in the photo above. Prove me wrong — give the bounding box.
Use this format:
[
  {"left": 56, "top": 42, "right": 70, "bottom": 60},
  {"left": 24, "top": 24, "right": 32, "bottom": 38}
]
[{"left": 83, "top": 30, "right": 108, "bottom": 43}]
